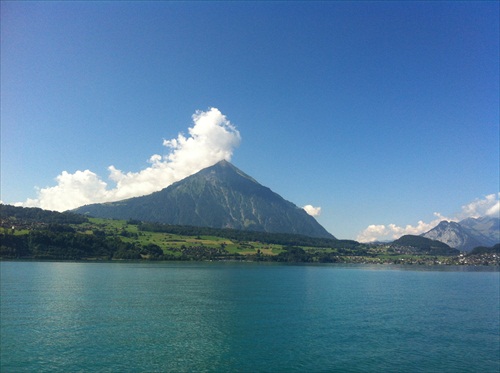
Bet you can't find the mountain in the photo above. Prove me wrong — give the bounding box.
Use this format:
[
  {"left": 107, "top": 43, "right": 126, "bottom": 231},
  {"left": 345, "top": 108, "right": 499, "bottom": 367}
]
[
  {"left": 421, "top": 218, "right": 499, "bottom": 252},
  {"left": 458, "top": 216, "right": 499, "bottom": 246},
  {"left": 73, "top": 160, "right": 335, "bottom": 239},
  {"left": 390, "top": 235, "right": 459, "bottom": 256}
]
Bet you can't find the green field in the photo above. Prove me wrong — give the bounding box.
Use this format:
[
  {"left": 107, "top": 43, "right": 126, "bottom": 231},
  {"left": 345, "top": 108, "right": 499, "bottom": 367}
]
[{"left": 75, "top": 218, "right": 285, "bottom": 257}]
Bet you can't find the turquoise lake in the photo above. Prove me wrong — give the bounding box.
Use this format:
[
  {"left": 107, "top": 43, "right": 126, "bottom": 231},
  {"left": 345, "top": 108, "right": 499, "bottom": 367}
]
[{"left": 1, "top": 261, "right": 499, "bottom": 372}]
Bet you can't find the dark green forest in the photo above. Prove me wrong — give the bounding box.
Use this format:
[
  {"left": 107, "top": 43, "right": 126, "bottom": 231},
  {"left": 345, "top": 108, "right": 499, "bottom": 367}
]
[
  {"left": 0, "top": 204, "right": 88, "bottom": 224},
  {"left": 390, "top": 235, "right": 460, "bottom": 255}
]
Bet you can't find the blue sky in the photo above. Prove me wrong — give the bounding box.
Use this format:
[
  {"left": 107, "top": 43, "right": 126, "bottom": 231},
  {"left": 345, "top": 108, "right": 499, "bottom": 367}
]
[{"left": 1, "top": 1, "right": 499, "bottom": 241}]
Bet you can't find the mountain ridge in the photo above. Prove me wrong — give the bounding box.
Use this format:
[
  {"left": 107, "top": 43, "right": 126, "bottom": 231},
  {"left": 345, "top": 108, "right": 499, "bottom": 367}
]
[
  {"left": 421, "top": 217, "right": 499, "bottom": 252},
  {"left": 73, "top": 160, "right": 335, "bottom": 239}
]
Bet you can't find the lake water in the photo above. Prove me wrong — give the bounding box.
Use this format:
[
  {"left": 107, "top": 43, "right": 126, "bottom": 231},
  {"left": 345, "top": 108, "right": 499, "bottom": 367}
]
[{"left": 1, "top": 261, "right": 499, "bottom": 372}]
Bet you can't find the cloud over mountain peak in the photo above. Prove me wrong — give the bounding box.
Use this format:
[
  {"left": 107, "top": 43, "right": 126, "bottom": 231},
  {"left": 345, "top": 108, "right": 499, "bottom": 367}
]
[{"left": 19, "top": 108, "right": 241, "bottom": 212}]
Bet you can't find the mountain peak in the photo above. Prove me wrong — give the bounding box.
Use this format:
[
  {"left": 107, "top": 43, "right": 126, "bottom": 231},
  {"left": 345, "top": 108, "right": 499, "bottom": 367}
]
[
  {"left": 207, "top": 159, "right": 242, "bottom": 173},
  {"left": 197, "top": 160, "right": 260, "bottom": 186},
  {"left": 74, "top": 161, "right": 335, "bottom": 239},
  {"left": 216, "top": 159, "right": 231, "bottom": 166},
  {"left": 207, "top": 159, "right": 232, "bottom": 171},
  {"left": 436, "top": 220, "right": 461, "bottom": 229}
]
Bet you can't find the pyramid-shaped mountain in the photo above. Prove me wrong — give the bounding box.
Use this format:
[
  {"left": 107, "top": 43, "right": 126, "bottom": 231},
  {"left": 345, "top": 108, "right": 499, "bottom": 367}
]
[{"left": 73, "top": 160, "right": 335, "bottom": 239}]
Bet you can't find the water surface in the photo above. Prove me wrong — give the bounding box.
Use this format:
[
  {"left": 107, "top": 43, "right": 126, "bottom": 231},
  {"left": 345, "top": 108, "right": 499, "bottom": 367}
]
[{"left": 1, "top": 261, "right": 499, "bottom": 372}]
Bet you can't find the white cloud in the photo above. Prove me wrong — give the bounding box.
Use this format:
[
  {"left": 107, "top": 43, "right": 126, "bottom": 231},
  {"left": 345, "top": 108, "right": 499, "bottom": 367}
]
[
  {"left": 356, "top": 225, "right": 388, "bottom": 243},
  {"left": 457, "top": 193, "right": 500, "bottom": 219},
  {"left": 356, "top": 193, "right": 500, "bottom": 243},
  {"left": 17, "top": 108, "right": 241, "bottom": 212},
  {"left": 356, "top": 212, "right": 450, "bottom": 243},
  {"left": 303, "top": 204, "right": 321, "bottom": 217}
]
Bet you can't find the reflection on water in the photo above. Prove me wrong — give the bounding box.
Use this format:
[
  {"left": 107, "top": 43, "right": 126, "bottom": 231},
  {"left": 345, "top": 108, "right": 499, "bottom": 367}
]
[{"left": 1, "top": 261, "right": 499, "bottom": 372}]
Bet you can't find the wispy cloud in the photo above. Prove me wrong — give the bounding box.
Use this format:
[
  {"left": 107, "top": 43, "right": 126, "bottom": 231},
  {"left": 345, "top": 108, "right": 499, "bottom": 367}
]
[
  {"left": 303, "top": 204, "right": 322, "bottom": 217},
  {"left": 18, "top": 108, "right": 241, "bottom": 211},
  {"left": 356, "top": 193, "right": 500, "bottom": 243}
]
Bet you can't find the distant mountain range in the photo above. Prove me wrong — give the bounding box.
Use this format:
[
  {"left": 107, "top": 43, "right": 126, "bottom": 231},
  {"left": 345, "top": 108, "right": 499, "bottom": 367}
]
[
  {"left": 73, "top": 160, "right": 334, "bottom": 239},
  {"left": 421, "top": 216, "right": 499, "bottom": 252}
]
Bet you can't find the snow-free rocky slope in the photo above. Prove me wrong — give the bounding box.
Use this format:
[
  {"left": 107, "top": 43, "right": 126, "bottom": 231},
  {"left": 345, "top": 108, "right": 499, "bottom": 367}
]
[
  {"left": 73, "top": 160, "right": 335, "bottom": 239},
  {"left": 422, "top": 217, "right": 499, "bottom": 252}
]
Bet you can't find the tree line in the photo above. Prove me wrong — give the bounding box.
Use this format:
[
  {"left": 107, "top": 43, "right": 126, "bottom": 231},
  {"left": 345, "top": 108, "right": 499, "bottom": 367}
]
[
  {"left": 137, "top": 221, "right": 362, "bottom": 250},
  {"left": 0, "top": 204, "right": 88, "bottom": 225}
]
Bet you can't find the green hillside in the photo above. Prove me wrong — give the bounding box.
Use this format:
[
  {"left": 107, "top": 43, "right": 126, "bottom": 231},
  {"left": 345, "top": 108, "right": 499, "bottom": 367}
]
[
  {"left": 1, "top": 205, "right": 497, "bottom": 265},
  {"left": 390, "top": 235, "right": 459, "bottom": 255},
  {"left": 1, "top": 205, "right": 356, "bottom": 261},
  {"left": 468, "top": 243, "right": 500, "bottom": 256}
]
